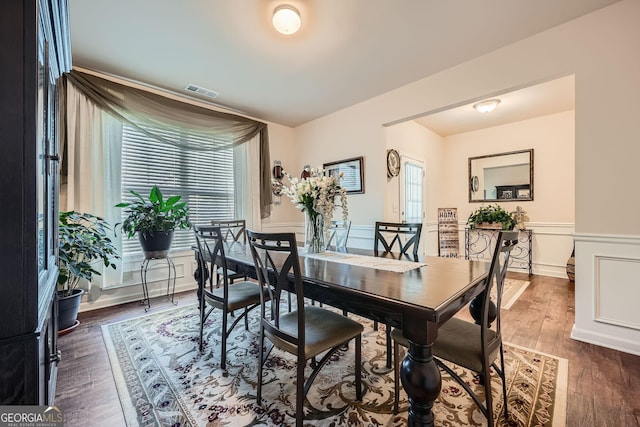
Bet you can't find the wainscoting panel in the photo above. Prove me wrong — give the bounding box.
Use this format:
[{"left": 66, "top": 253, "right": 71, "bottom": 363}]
[
  {"left": 572, "top": 233, "right": 640, "bottom": 356},
  {"left": 594, "top": 256, "right": 640, "bottom": 330}
]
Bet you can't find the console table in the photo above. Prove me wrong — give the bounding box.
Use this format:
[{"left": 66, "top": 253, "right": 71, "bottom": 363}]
[{"left": 465, "top": 227, "right": 533, "bottom": 275}]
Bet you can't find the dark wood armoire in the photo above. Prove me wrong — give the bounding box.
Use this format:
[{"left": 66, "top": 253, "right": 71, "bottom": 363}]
[{"left": 0, "top": 0, "right": 71, "bottom": 404}]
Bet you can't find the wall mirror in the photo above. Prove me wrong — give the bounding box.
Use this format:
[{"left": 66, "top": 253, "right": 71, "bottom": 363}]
[{"left": 469, "top": 149, "right": 533, "bottom": 202}]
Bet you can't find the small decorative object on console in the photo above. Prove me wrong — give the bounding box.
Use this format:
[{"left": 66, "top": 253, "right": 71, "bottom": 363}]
[{"left": 510, "top": 206, "right": 528, "bottom": 230}]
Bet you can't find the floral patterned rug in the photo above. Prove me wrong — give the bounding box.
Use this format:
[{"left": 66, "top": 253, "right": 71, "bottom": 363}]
[{"left": 102, "top": 303, "right": 567, "bottom": 427}]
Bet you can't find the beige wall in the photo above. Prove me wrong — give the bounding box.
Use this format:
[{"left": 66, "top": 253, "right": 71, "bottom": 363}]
[{"left": 444, "top": 110, "right": 575, "bottom": 223}]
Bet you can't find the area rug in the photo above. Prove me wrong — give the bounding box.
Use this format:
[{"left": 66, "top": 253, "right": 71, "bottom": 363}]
[
  {"left": 102, "top": 302, "right": 566, "bottom": 427},
  {"left": 500, "top": 279, "right": 531, "bottom": 310}
]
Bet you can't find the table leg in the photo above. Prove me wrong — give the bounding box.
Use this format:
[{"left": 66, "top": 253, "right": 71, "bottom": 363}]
[
  {"left": 400, "top": 323, "right": 441, "bottom": 427},
  {"left": 468, "top": 290, "right": 497, "bottom": 326}
]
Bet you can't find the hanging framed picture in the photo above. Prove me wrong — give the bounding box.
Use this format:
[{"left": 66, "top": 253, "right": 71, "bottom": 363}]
[{"left": 323, "top": 156, "right": 364, "bottom": 194}]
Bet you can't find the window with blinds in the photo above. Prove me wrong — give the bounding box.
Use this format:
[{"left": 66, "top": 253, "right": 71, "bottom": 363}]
[{"left": 120, "top": 124, "right": 235, "bottom": 256}]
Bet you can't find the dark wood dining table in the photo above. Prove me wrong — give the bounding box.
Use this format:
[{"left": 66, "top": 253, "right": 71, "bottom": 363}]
[{"left": 212, "top": 243, "right": 489, "bottom": 427}]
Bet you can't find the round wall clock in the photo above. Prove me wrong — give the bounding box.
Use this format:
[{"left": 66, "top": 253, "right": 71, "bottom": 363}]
[
  {"left": 387, "top": 149, "right": 400, "bottom": 177},
  {"left": 471, "top": 175, "right": 479, "bottom": 193}
]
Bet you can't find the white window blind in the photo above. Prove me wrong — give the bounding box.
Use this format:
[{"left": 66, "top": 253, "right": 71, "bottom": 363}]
[{"left": 120, "top": 124, "right": 235, "bottom": 256}]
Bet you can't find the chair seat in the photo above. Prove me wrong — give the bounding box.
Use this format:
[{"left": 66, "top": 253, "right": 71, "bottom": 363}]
[
  {"left": 391, "top": 319, "right": 498, "bottom": 373},
  {"left": 272, "top": 306, "right": 364, "bottom": 359},
  {"left": 205, "top": 280, "right": 263, "bottom": 312}
]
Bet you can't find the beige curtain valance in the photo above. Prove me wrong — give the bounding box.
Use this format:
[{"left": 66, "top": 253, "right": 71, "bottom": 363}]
[{"left": 63, "top": 70, "right": 272, "bottom": 218}]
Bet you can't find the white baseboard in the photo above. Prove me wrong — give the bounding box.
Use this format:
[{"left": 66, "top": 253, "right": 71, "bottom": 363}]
[
  {"left": 533, "top": 263, "right": 570, "bottom": 279},
  {"left": 570, "top": 325, "right": 640, "bottom": 356}
]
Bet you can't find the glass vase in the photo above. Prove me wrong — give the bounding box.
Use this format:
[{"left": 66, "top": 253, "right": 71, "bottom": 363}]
[{"left": 305, "top": 213, "right": 325, "bottom": 254}]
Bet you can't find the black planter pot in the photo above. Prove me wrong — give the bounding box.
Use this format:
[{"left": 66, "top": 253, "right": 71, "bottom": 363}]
[
  {"left": 57, "top": 288, "right": 84, "bottom": 331},
  {"left": 139, "top": 230, "right": 174, "bottom": 259}
]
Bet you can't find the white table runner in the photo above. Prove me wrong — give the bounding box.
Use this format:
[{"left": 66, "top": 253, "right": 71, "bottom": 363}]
[{"left": 302, "top": 250, "right": 425, "bottom": 273}]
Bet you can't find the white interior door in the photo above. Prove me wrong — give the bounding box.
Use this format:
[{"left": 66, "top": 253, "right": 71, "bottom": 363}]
[{"left": 399, "top": 156, "right": 425, "bottom": 224}]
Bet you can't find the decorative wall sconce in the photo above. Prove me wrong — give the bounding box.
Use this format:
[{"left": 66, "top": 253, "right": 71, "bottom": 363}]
[
  {"left": 272, "top": 160, "right": 284, "bottom": 204},
  {"left": 272, "top": 160, "right": 284, "bottom": 180}
]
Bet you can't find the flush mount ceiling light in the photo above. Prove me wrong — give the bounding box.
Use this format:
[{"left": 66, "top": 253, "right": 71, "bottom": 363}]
[
  {"left": 473, "top": 99, "right": 501, "bottom": 113},
  {"left": 272, "top": 5, "right": 301, "bottom": 35}
]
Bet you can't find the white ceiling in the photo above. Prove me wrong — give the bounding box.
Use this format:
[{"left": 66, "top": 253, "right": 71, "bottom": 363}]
[
  {"left": 69, "top": 0, "right": 617, "bottom": 128},
  {"left": 415, "top": 75, "right": 575, "bottom": 137}
]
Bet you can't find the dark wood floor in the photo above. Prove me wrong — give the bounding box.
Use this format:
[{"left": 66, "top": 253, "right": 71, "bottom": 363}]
[{"left": 54, "top": 273, "right": 640, "bottom": 427}]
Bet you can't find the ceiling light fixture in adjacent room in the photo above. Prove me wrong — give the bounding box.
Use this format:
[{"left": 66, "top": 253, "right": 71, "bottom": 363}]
[
  {"left": 473, "top": 99, "right": 501, "bottom": 113},
  {"left": 272, "top": 5, "right": 301, "bottom": 35}
]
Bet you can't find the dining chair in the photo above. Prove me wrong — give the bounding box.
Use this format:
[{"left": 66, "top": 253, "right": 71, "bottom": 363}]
[
  {"left": 373, "top": 221, "right": 423, "bottom": 367},
  {"left": 210, "top": 219, "right": 247, "bottom": 284},
  {"left": 246, "top": 230, "right": 363, "bottom": 427},
  {"left": 391, "top": 230, "right": 520, "bottom": 425},
  {"left": 374, "top": 221, "right": 423, "bottom": 258},
  {"left": 193, "top": 224, "right": 264, "bottom": 369},
  {"left": 325, "top": 219, "right": 351, "bottom": 251}
]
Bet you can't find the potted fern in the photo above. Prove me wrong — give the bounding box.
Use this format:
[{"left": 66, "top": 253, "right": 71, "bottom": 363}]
[
  {"left": 116, "top": 186, "right": 190, "bottom": 259},
  {"left": 467, "top": 204, "right": 516, "bottom": 230},
  {"left": 58, "top": 211, "right": 120, "bottom": 332}
]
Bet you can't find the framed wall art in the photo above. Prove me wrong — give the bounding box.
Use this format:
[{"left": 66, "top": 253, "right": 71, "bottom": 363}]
[{"left": 323, "top": 156, "right": 364, "bottom": 194}]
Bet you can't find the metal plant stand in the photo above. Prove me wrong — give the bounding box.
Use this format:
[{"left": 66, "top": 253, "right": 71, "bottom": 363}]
[{"left": 140, "top": 255, "right": 177, "bottom": 311}]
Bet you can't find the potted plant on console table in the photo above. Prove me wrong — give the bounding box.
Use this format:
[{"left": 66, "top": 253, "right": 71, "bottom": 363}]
[
  {"left": 116, "top": 186, "right": 190, "bottom": 259},
  {"left": 467, "top": 204, "right": 516, "bottom": 231},
  {"left": 58, "top": 211, "right": 120, "bottom": 334}
]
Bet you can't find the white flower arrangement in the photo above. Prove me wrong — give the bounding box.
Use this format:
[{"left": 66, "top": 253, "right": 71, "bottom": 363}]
[{"left": 279, "top": 167, "right": 348, "bottom": 235}]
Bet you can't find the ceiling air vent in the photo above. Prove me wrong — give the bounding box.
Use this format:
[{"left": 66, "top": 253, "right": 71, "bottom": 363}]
[{"left": 184, "top": 83, "right": 219, "bottom": 99}]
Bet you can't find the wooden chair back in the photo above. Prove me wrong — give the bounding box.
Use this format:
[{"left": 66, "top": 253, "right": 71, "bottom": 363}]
[
  {"left": 374, "top": 221, "right": 422, "bottom": 257},
  {"left": 325, "top": 220, "right": 351, "bottom": 250},
  {"left": 193, "top": 225, "right": 229, "bottom": 292},
  {"left": 482, "top": 230, "right": 520, "bottom": 355},
  {"left": 246, "top": 230, "right": 305, "bottom": 349},
  {"left": 210, "top": 219, "right": 246, "bottom": 244}
]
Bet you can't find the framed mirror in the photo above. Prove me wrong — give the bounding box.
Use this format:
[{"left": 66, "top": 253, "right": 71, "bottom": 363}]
[{"left": 469, "top": 149, "right": 533, "bottom": 202}]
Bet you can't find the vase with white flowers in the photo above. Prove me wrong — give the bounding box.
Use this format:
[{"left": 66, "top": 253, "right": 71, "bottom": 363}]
[{"left": 280, "top": 167, "right": 348, "bottom": 253}]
